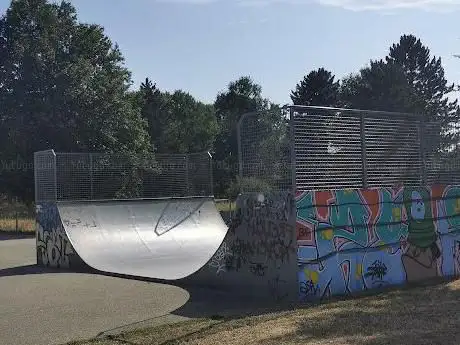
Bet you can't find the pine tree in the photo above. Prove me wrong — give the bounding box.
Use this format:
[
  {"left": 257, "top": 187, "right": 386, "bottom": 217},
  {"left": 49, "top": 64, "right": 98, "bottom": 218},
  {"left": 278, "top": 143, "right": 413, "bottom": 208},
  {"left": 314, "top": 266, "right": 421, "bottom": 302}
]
[{"left": 290, "top": 68, "right": 340, "bottom": 106}]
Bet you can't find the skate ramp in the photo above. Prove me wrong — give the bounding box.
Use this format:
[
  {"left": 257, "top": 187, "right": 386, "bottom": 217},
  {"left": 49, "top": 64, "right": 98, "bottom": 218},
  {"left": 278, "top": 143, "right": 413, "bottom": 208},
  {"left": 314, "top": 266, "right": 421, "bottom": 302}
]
[{"left": 57, "top": 197, "right": 228, "bottom": 280}]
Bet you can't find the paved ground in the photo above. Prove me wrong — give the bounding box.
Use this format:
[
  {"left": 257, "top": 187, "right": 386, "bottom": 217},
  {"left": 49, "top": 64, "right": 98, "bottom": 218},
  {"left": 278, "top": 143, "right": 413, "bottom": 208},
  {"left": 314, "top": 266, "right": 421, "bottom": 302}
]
[
  {"left": 0, "top": 238, "right": 191, "bottom": 345},
  {"left": 0, "top": 237, "right": 281, "bottom": 345}
]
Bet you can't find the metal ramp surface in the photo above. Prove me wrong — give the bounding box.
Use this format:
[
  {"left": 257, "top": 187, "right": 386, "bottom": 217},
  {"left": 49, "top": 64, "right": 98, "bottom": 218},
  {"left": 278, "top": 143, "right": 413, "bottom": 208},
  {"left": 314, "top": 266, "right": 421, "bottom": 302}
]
[{"left": 57, "top": 197, "right": 228, "bottom": 280}]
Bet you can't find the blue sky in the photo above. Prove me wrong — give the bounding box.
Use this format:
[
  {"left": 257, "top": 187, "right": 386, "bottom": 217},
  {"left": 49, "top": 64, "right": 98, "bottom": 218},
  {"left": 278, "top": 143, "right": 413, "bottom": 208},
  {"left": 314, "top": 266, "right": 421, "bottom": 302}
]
[{"left": 1, "top": 0, "right": 459, "bottom": 105}]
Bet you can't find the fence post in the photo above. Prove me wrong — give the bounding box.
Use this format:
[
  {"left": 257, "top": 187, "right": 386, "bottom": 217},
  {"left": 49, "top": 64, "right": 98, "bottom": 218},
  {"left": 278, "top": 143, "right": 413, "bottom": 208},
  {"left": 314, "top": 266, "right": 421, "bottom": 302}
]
[
  {"left": 89, "top": 153, "right": 94, "bottom": 200},
  {"left": 419, "top": 116, "right": 427, "bottom": 185},
  {"left": 237, "top": 115, "right": 244, "bottom": 179},
  {"left": 185, "top": 154, "right": 190, "bottom": 195},
  {"left": 52, "top": 150, "right": 57, "bottom": 202},
  {"left": 289, "top": 107, "right": 297, "bottom": 194},
  {"left": 360, "top": 114, "right": 368, "bottom": 188}
]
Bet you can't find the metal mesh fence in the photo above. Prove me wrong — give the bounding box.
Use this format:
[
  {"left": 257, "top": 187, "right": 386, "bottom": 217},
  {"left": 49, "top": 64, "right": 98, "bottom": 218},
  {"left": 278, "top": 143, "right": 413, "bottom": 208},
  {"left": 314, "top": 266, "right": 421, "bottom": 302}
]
[
  {"left": 237, "top": 109, "right": 293, "bottom": 192},
  {"left": 291, "top": 105, "right": 460, "bottom": 191},
  {"left": 35, "top": 150, "right": 213, "bottom": 202},
  {"left": 34, "top": 150, "right": 57, "bottom": 202}
]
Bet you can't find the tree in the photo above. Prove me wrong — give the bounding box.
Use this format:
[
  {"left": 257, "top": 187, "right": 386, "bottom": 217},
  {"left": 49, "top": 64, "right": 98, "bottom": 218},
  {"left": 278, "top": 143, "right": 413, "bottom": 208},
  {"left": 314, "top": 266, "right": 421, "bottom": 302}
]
[
  {"left": 386, "top": 34, "right": 459, "bottom": 148},
  {"left": 159, "top": 90, "right": 218, "bottom": 153},
  {"left": 213, "top": 76, "right": 270, "bottom": 196},
  {"left": 0, "top": 0, "right": 151, "bottom": 202},
  {"left": 340, "top": 59, "right": 416, "bottom": 112},
  {"left": 290, "top": 68, "right": 340, "bottom": 106}
]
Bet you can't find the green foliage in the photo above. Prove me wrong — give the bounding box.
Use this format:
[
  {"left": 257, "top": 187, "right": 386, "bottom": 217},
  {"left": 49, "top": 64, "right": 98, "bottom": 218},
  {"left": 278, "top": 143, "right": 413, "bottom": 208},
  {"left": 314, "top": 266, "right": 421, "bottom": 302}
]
[
  {"left": 225, "top": 176, "right": 274, "bottom": 200},
  {"left": 135, "top": 80, "right": 219, "bottom": 154},
  {"left": 213, "top": 76, "right": 272, "bottom": 197},
  {"left": 340, "top": 59, "right": 416, "bottom": 112},
  {"left": 291, "top": 68, "right": 340, "bottom": 106},
  {"left": 0, "top": 0, "right": 151, "bottom": 202}
]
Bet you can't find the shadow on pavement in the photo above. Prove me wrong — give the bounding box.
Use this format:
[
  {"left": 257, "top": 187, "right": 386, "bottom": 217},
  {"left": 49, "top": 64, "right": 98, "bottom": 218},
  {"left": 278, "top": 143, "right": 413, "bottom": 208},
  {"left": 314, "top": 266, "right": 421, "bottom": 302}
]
[
  {"left": 0, "top": 232, "right": 35, "bottom": 241},
  {"left": 0, "top": 264, "right": 82, "bottom": 277}
]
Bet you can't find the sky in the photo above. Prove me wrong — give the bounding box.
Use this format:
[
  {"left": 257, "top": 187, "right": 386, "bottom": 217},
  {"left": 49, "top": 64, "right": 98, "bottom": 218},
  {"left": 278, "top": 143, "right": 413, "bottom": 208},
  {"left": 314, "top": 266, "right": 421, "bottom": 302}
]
[{"left": 0, "top": 0, "right": 459, "bottom": 105}]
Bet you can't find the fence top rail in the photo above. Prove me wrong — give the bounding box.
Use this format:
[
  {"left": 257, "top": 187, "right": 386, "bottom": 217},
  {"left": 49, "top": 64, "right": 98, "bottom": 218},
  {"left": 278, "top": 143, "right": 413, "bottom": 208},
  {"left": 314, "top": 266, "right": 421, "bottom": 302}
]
[
  {"left": 285, "top": 105, "right": 420, "bottom": 118},
  {"left": 55, "top": 195, "right": 215, "bottom": 205}
]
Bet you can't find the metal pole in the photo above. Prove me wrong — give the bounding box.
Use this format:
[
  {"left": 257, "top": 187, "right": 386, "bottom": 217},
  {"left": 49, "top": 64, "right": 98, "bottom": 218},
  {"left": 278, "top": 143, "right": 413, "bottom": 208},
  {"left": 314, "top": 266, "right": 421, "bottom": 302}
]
[
  {"left": 360, "top": 114, "right": 368, "bottom": 188},
  {"left": 289, "top": 107, "right": 297, "bottom": 194},
  {"left": 237, "top": 115, "right": 243, "bottom": 179},
  {"left": 185, "top": 154, "right": 190, "bottom": 195},
  {"left": 208, "top": 151, "right": 214, "bottom": 197},
  {"left": 89, "top": 153, "right": 94, "bottom": 200},
  {"left": 419, "top": 116, "right": 427, "bottom": 185},
  {"left": 52, "top": 150, "right": 57, "bottom": 202}
]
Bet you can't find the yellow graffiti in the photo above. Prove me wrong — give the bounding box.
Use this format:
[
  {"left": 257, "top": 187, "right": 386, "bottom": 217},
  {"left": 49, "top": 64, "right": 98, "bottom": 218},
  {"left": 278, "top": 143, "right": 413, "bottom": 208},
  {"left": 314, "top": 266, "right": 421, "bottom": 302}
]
[
  {"left": 455, "top": 199, "right": 460, "bottom": 214},
  {"left": 344, "top": 189, "right": 353, "bottom": 195},
  {"left": 376, "top": 240, "right": 387, "bottom": 251},
  {"left": 321, "top": 228, "right": 334, "bottom": 240},
  {"left": 392, "top": 207, "right": 401, "bottom": 222},
  {"left": 356, "top": 264, "right": 363, "bottom": 279},
  {"left": 304, "top": 268, "right": 319, "bottom": 284}
]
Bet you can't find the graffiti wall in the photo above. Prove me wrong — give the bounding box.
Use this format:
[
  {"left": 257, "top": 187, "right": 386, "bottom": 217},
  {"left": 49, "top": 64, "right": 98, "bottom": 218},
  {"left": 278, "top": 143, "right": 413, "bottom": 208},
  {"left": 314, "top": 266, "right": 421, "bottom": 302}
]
[
  {"left": 36, "top": 203, "right": 84, "bottom": 269},
  {"left": 189, "top": 191, "right": 299, "bottom": 301},
  {"left": 296, "top": 185, "right": 460, "bottom": 301}
]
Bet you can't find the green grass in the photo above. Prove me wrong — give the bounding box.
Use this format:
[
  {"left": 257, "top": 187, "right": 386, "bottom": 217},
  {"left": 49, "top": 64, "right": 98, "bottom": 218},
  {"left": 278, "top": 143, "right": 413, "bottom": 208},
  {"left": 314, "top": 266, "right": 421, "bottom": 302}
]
[{"left": 65, "top": 278, "right": 460, "bottom": 345}]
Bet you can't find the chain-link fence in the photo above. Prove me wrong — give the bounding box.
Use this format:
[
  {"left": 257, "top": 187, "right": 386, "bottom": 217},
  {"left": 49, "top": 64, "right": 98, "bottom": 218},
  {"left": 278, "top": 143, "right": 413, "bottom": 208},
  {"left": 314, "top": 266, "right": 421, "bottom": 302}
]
[
  {"left": 290, "top": 105, "right": 460, "bottom": 191},
  {"left": 34, "top": 150, "right": 213, "bottom": 202},
  {"left": 237, "top": 109, "right": 293, "bottom": 192}
]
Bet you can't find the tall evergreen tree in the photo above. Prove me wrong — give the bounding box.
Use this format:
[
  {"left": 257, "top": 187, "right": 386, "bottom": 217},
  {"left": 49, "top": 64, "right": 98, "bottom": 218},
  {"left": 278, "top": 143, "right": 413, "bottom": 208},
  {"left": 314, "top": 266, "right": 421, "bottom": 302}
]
[
  {"left": 290, "top": 68, "right": 340, "bottom": 106},
  {"left": 386, "top": 34, "right": 459, "bottom": 148}
]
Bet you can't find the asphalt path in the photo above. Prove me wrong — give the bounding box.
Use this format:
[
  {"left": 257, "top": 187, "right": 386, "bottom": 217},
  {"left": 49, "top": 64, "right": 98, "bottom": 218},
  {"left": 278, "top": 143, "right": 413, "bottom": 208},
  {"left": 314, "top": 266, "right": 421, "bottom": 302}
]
[
  {"left": 0, "top": 237, "right": 279, "bottom": 345},
  {"left": 0, "top": 238, "right": 190, "bottom": 345}
]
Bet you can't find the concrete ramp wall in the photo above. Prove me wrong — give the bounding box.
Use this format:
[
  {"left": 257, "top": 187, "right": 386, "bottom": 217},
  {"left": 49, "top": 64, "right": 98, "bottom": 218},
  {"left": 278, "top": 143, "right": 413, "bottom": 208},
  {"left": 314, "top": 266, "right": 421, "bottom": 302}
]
[{"left": 36, "top": 192, "right": 299, "bottom": 302}]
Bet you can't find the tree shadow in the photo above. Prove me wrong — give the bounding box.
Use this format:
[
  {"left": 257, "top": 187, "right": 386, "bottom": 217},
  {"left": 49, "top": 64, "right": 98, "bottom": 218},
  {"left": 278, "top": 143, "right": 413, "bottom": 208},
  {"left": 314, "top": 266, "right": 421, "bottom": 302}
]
[{"left": 257, "top": 278, "right": 460, "bottom": 345}]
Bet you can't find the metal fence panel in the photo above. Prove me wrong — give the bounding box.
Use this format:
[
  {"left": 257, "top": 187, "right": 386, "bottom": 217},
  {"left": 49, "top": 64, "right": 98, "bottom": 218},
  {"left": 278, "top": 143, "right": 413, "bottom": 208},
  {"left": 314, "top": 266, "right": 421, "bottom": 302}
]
[
  {"left": 35, "top": 150, "right": 213, "bottom": 202},
  {"left": 237, "top": 110, "right": 293, "bottom": 192},
  {"left": 292, "top": 108, "right": 363, "bottom": 190},
  {"left": 34, "top": 150, "right": 57, "bottom": 202},
  {"left": 290, "top": 105, "right": 460, "bottom": 191}
]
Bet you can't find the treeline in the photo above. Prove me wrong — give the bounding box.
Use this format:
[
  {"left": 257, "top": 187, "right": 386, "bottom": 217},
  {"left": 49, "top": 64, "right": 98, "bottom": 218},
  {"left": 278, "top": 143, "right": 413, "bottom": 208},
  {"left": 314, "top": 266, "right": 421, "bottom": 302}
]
[{"left": 0, "top": 0, "right": 458, "bottom": 203}]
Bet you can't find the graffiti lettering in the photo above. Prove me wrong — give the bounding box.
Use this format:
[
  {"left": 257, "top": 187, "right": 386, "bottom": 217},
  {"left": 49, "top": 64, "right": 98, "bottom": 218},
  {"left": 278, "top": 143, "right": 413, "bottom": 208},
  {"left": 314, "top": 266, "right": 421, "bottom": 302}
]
[
  {"left": 300, "top": 280, "right": 320, "bottom": 298},
  {"left": 364, "top": 260, "right": 388, "bottom": 281},
  {"left": 37, "top": 224, "right": 74, "bottom": 268},
  {"left": 249, "top": 262, "right": 268, "bottom": 276}
]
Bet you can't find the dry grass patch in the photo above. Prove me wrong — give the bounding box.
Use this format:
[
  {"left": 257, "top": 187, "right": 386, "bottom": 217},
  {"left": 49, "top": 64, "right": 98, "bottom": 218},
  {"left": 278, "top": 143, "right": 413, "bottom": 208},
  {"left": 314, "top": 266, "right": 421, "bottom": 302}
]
[
  {"left": 0, "top": 217, "right": 35, "bottom": 232},
  {"left": 67, "top": 279, "right": 460, "bottom": 345}
]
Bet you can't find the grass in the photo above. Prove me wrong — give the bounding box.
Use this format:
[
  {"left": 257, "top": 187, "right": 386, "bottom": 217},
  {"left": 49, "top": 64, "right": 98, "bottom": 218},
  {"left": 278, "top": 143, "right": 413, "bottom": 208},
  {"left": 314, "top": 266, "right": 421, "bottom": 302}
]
[
  {"left": 215, "top": 199, "right": 236, "bottom": 212},
  {"left": 66, "top": 278, "right": 460, "bottom": 345},
  {"left": 0, "top": 217, "right": 35, "bottom": 232}
]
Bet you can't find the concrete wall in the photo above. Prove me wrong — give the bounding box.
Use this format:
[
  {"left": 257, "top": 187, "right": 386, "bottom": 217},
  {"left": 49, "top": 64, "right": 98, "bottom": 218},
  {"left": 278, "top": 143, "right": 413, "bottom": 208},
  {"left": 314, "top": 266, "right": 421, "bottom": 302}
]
[
  {"left": 36, "top": 202, "right": 84, "bottom": 269},
  {"left": 36, "top": 192, "right": 299, "bottom": 302},
  {"left": 189, "top": 191, "right": 299, "bottom": 302},
  {"left": 296, "top": 185, "right": 460, "bottom": 301}
]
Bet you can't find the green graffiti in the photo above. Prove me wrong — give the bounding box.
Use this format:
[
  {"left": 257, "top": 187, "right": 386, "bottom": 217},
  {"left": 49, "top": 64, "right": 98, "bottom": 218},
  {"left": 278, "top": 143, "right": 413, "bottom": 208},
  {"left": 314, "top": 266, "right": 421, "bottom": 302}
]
[
  {"left": 444, "top": 186, "right": 460, "bottom": 230},
  {"left": 329, "top": 190, "right": 369, "bottom": 246},
  {"left": 403, "top": 187, "right": 437, "bottom": 249},
  {"left": 297, "top": 192, "right": 316, "bottom": 222},
  {"left": 374, "top": 189, "right": 408, "bottom": 245}
]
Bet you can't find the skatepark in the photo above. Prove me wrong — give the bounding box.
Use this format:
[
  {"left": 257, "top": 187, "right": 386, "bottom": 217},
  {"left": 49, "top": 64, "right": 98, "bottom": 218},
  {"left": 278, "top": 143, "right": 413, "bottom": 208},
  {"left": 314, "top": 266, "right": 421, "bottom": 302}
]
[{"left": 2, "top": 105, "right": 460, "bottom": 345}]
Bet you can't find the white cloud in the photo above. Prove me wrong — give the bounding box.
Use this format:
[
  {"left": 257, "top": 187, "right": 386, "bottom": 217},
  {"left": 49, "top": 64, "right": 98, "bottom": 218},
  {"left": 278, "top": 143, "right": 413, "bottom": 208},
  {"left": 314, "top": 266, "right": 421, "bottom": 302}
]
[
  {"left": 155, "top": 0, "right": 460, "bottom": 11},
  {"left": 315, "top": 0, "right": 460, "bottom": 11}
]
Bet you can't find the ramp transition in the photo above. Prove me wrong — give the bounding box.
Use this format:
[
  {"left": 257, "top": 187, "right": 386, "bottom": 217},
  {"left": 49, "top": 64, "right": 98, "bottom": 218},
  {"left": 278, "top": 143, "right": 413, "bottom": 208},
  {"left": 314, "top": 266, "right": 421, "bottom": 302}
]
[
  {"left": 36, "top": 193, "right": 299, "bottom": 301},
  {"left": 57, "top": 197, "right": 228, "bottom": 280}
]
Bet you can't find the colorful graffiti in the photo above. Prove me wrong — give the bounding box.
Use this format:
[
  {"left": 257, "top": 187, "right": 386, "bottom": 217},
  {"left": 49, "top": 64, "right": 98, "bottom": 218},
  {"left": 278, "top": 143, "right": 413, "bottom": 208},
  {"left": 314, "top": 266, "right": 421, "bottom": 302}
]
[{"left": 296, "top": 185, "right": 460, "bottom": 301}]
